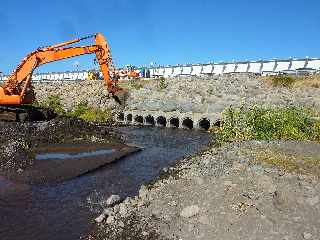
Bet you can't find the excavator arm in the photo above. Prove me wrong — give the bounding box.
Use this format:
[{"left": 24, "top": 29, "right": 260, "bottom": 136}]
[{"left": 0, "top": 33, "right": 126, "bottom": 105}]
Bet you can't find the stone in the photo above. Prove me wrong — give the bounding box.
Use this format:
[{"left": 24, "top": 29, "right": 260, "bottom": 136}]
[
  {"left": 119, "top": 203, "right": 128, "bottom": 216},
  {"left": 118, "top": 221, "right": 125, "bottom": 228},
  {"left": 303, "top": 232, "right": 312, "bottom": 240},
  {"left": 95, "top": 213, "right": 106, "bottom": 223},
  {"left": 224, "top": 180, "right": 233, "bottom": 186},
  {"left": 106, "top": 215, "right": 115, "bottom": 224},
  {"left": 306, "top": 196, "right": 319, "bottom": 206},
  {"left": 180, "top": 205, "right": 200, "bottom": 218},
  {"left": 102, "top": 208, "right": 112, "bottom": 216},
  {"left": 257, "top": 175, "right": 276, "bottom": 194},
  {"left": 106, "top": 194, "right": 121, "bottom": 206},
  {"left": 198, "top": 215, "right": 210, "bottom": 225},
  {"left": 194, "top": 177, "right": 204, "bottom": 185},
  {"left": 139, "top": 185, "right": 148, "bottom": 199}
]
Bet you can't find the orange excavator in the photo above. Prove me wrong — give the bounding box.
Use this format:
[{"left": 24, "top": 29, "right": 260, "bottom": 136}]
[{"left": 0, "top": 33, "right": 126, "bottom": 121}]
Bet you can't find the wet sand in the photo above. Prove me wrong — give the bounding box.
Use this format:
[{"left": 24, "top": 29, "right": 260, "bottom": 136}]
[{"left": 2, "top": 143, "right": 141, "bottom": 185}]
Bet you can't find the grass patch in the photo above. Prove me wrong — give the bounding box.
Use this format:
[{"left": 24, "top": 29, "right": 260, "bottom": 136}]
[
  {"left": 263, "top": 74, "right": 320, "bottom": 88},
  {"left": 118, "top": 79, "right": 150, "bottom": 90},
  {"left": 252, "top": 148, "right": 320, "bottom": 177},
  {"left": 211, "top": 106, "right": 320, "bottom": 143},
  {"left": 269, "top": 75, "right": 295, "bottom": 87}
]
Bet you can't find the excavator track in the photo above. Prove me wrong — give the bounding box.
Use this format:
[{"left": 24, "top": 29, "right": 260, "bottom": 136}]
[{"left": 0, "top": 105, "right": 56, "bottom": 122}]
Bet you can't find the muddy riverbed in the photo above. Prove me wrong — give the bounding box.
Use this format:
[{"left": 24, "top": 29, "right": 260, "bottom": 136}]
[{"left": 0, "top": 119, "right": 212, "bottom": 240}]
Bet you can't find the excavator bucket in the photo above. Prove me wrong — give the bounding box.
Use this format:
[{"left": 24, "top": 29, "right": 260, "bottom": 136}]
[{"left": 112, "top": 89, "right": 128, "bottom": 105}]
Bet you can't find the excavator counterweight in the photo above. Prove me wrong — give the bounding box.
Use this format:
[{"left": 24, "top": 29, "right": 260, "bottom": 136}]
[{"left": 0, "top": 33, "right": 126, "bottom": 121}]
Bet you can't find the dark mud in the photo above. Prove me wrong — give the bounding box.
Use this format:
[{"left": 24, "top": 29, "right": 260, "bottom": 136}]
[{"left": 0, "top": 117, "right": 120, "bottom": 173}]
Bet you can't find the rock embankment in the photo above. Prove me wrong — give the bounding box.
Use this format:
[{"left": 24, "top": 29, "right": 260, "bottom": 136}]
[
  {"left": 34, "top": 81, "right": 119, "bottom": 112},
  {"left": 34, "top": 75, "right": 320, "bottom": 115},
  {"left": 125, "top": 74, "right": 320, "bottom": 113},
  {"left": 89, "top": 141, "right": 320, "bottom": 240}
]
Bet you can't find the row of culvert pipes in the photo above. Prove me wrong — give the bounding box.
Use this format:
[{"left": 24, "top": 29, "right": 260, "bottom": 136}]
[{"left": 116, "top": 112, "right": 215, "bottom": 130}]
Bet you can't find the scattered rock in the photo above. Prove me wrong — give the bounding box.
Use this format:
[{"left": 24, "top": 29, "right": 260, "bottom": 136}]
[
  {"left": 180, "top": 205, "right": 200, "bottom": 218},
  {"left": 139, "top": 185, "right": 149, "bottom": 199},
  {"left": 198, "top": 215, "right": 210, "bottom": 225},
  {"left": 303, "top": 232, "right": 312, "bottom": 240},
  {"left": 106, "top": 194, "right": 121, "bottom": 206},
  {"left": 106, "top": 216, "right": 115, "bottom": 224},
  {"left": 306, "top": 196, "right": 319, "bottom": 206},
  {"left": 257, "top": 175, "right": 276, "bottom": 194},
  {"left": 95, "top": 213, "right": 106, "bottom": 223}
]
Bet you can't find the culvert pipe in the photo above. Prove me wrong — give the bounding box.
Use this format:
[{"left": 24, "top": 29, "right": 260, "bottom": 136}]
[
  {"left": 126, "top": 114, "right": 133, "bottom": 122},
  {"left": 182, "top": 118, "right": 193, "bottom": 129},
  {"left": 169, "top": 117, "right": 179, "bottom": 128},
  {"left": 145, "top": 115, "right": 155, "bottom": 125},
  {"left": 134, "top": 115, "right": 143, "bottom": 125},
  {"left": 117, "top": 112, "right": 124, "bottom": 121},
  {"left": 156, "top": 116, "right": 167, "bottom": 127},
  {"left": 198, "top": 118, "right": 210, "bottom": 130}
]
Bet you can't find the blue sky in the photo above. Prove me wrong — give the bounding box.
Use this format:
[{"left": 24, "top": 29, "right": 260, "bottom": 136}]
[{"left": 0, "top": 0, "right": 319, "bottom": 74}]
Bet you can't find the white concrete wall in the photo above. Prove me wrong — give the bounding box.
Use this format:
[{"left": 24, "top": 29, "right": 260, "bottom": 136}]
[
  {"left": 213, "top": 64, "right": 224, "bottom": 75},
  {"left": 1, "top": 58, "right": 320, "bottom": 82}
]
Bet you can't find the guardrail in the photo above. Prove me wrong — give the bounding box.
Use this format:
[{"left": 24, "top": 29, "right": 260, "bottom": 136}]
[{"left": 1, "top": 57, "right": 319, "bottom": 82}]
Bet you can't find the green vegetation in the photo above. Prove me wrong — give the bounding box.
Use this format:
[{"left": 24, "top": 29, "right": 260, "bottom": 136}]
[
  {"left": 158, "top": 76, "right": 168, "bottom": 90},
  {"left": 67, "top": 101, "right": 113, "bottom": 123},
  {"left": 35, "top": 97, "right": 113, "bottom": 123},
  {"left": 34, "top": 95, "right": 65, "bottom": 114},
  {"left": 211, "top": 106, "right": 320, "bottom": 143},
  {"left": 251, "top": 148, "right": 320, "bottom": 177}
]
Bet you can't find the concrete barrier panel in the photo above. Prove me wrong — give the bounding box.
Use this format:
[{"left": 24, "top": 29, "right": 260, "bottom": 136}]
[
  {"left": 202, "top": 64, "right": 213, "bottom": 74},
  {"left": 275, "top": 61, "right": 290, "bottom": 72},
  {"left": 307, "top": 59, "right": 320, "bottom": 70},
  {"left": 192, "top": 65, "right": 202, "bottom": 75},
  {"left": 213, "top": 64, "right": 224, "bottom": 75},
  {"left": 182, "top": 66, "right": 192, "bottom": 75},
  {"left": 291, "top": 60, "right": 306, "bottom": 70},
  {"left": 224, "top": 63, "right": 237, "bottom": 73},
  {"left": 248, "top": 62, "right": 262, "bottom": 73},
  {"left": 172, "top": 66, "right": 182, "bottom": 76},
  {"left": 262, "top": 61, "right": 276, "bottom": 72},
  {"left": 164, "top": 67, "right": 173, "bottom": 77},
  {"left": 236, "top": 63, "right": 249, "bottom": 73}
]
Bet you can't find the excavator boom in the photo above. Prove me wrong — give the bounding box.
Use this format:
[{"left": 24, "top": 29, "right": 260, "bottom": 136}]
[{"left": 0, "top": 33, "right": 126, "bottom": 106}]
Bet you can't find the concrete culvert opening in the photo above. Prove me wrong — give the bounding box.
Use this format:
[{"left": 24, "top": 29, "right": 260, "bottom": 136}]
[
  {"left": 145, "top": 115, "right": 155, "bottom": 125},
  {"left": 182, "top": 118, "right": 193, "bottom": 129},
  {"left": 126, "top": 114, "right": 132, "bottom": 122},
  {"left": 169, "top": 117, "right": 179, "bottom": 128},
  {"left": 117, "top": 112, "right": 124, "bottom": 121},
  {"left": 156, "top": 116, "right": 167, "bottom": 127},
  {"left": 134, "top": 115, "right": 143, "bottom": 125},
  {"left": 199, "top": 118, "right": 210, "bottom": 130}
]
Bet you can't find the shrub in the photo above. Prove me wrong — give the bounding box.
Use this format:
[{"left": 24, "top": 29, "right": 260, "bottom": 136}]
[
  {"left": 79, "top": 108, "right": 113, "bottom": 123},
  {"left": 211, "top": 106, "right": 320, "bottom": 143},
  {"left": 36, "top": 95, "right": 65, "bottom": 114},
  {"left": 67, "top": 101, "right": 89, "bottom": 118},
  {"left": 68, "top": 102, "right": 113, "bottom": 123},
  {"left": 158, "top": 77, "right": 168, "bottom": 90},
  {"left": 270, "top": 75, "right": 295, "bottom": 87}
]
